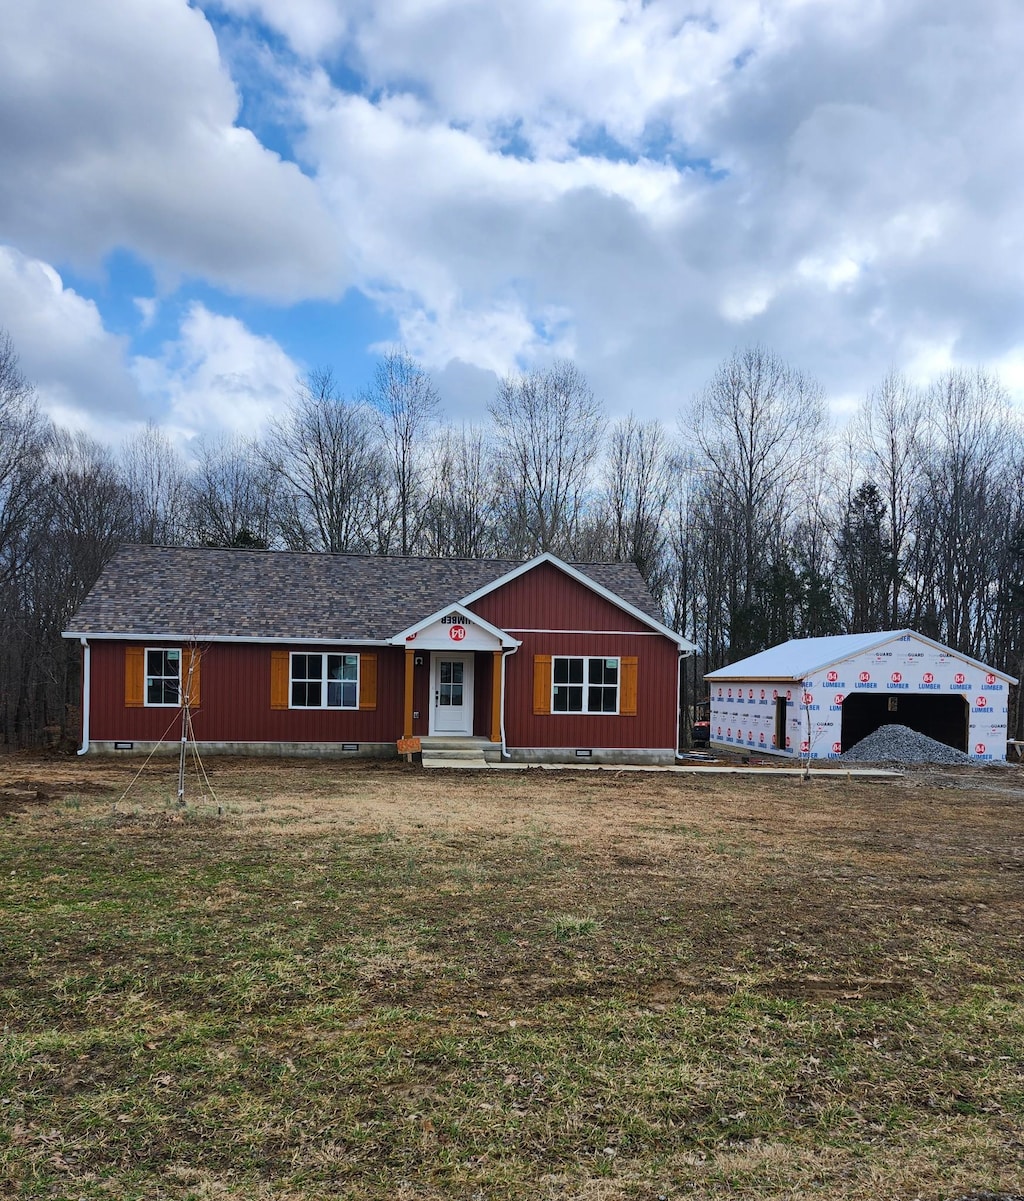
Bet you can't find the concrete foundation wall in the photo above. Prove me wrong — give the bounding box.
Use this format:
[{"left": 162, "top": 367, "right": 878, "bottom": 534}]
[
  {"left": 88, "top": 740, "right": 675, "bottom": 766},
  {"left": 88, "top": 740, "right": 399, "bottom": 760},
  {"left": 505, "top": 746, "right": 675, "bottom": 766}
]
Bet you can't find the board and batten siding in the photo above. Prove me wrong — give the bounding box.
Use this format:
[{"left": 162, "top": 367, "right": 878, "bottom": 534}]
[
  {"left": 469, "top": 560, "right": 654, "bottom": 634},
  {"left": 498, "top": 631, "right": 678, "bottom": 749},
  {"left": 469, "top": 561, "right": 679, "bottom": 751},
  {"left": 87, "top": 641, "right": 405, "bottom": 745}
]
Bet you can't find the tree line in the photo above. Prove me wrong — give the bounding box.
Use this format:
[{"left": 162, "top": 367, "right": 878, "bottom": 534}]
[{"left": 1, "top": 333, "right": 1022, "bottom": 748}]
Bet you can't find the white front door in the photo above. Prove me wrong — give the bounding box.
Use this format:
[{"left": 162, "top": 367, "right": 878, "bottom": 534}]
[{"left": 432, "top": 654, "right": 474, "bottom": 734}]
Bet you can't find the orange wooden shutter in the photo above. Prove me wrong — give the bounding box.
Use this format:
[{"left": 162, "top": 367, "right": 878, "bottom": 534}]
[
  {"left": 533, "top": 654, "right": 552, "bottom": 715},
  {"left": 125, "top": 646, "right": 145, "bottom": 707},
  {"left": 181, "top": 648, "right": 201, "bottom": 708},
  {"left": 359, "top": 653, "right": 377, "bottom": 710},
  {"left": 620, "top": 656, "right": 638, "bottom": 716},
  {"left": 270, "top": 650, "right": 290, "bottom": 709}
]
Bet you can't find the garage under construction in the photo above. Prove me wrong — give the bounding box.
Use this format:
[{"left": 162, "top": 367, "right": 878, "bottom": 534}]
[{"left": 705, "top": 630, "right": 1017, "bottom": 762}]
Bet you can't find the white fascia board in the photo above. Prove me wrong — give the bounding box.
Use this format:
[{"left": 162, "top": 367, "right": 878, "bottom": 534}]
[
  {"left": 62, "top": 630, "right": 392, "bottom": 647},
  {"left": 803, "top": 629, "right": 1018, "bottom": 685},
  {"left": 705, "top": 628, "right": 1019, "bottom": 685},
  {"left": 883, "top": 630, "right": 1018, "bottom": 685},
  {"left": 456, "top": 552, "right": 697, "bottom": 652},
  {"left": 388, "top": 603, "right": 520, "bottom": 648}
]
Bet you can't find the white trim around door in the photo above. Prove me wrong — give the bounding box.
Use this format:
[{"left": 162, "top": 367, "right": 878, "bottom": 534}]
[{"left": 430, "top": 652, "right": 475, "bottom": 735}]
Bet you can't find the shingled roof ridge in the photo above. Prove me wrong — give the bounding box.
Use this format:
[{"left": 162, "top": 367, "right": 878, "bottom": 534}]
[
  {"left": 116, "top": 542, "right": 522, "bottom": 565},
  {"left": 115, "top": 543, "right": 648, "bottom": 572}
]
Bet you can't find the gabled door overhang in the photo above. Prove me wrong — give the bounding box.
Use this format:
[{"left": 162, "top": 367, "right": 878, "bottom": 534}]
[
  {"left": 389, "top": 603, "right": 520, "bottom": 651},
  {"left": 390, "top": 604, "right": 520, "bottom": 742}
]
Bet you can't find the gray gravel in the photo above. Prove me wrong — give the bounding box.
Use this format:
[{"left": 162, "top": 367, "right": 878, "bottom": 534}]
[{"left": 839, "top": 722, "right": 975, "bottom": 765}]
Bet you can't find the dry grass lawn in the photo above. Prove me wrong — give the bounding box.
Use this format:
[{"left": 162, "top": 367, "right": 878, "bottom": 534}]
[{"left": 1, "top": 753, "right": 1022, "bottom": 1200}]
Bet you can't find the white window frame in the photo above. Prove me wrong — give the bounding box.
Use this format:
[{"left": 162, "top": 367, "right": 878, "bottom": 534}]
[
  {"left": 145, "top": 647, "right": 181, "bottom": 708},
  {"left": 289, "top": 652, "right": 360, "bottom": 711},
  {"left": 552, "top": 655, "right": 620, "bottom": 715}
]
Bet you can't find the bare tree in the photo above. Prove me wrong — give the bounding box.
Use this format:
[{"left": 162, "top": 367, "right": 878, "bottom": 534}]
[
  {"left": 0, "top": 331, "right": 53, "bottom": 585},
  {"left": 266, "top": 368, "right": 378, "bottom": 553},
  {"left": 119, "top": 422, "right": 189, "bottom": 545},
  {"left": 363, "top": 350, "right": 439, "bottom": 556},
  {"left": 687, "top": 346, "right": 827, "bottom": 657},
  {"left": 600, "top": 415, "right": 672, "bottom": 586},
  {"left": 489, "top": 360, "right": 605, "bottom": 557},
  {"left": 849, "top": 371, "right": 925, "bottom": 626},
  {"left": 422, "top": 423, "right": 498, "bottom": 558},
  {"left": 910, "top": 368, "right": 1014, "bottom": 655},
  {"left": 0, "top": 334, "right": 54, "bottom": 745},
  {"left": 187, "top": 434, "right": 279, "bottom": 548}
]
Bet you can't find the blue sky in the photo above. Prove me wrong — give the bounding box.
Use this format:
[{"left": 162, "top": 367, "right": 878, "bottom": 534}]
[{"left": 2, "top": 0, "right": 1024, "bottom": 446}]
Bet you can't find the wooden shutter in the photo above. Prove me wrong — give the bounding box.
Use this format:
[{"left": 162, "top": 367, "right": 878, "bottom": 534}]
[
  {"left": 125, "top": 646, "right": 145, "bottom": 707},
  {"left": 181, "top": 648, "right": 201, "bottom": 708},
  {"left": 620, "top": 656, "right": 638, "bottom": 716},
  {"left": 270, "top": 650, "right": 290, "bottom": 710},
  {"left": 359, "top": 653, "right": 377, "bottom": 710},
  {"left": 533, "top": 654, "right": 552, "bottom": 715}
]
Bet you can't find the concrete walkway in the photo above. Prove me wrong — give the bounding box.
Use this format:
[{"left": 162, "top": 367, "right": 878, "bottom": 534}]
[{"left": 428, "top": 760, "right": 902, "bottom": 778}]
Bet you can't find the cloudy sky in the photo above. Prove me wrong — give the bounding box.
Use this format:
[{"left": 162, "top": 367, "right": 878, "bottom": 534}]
[{"left": 2, "top": 0, "right": 1023, "bottom": 444}]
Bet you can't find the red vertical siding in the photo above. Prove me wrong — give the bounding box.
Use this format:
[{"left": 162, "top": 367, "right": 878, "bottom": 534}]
[
  {"left": 88, "top": 642, "right": 405, "bottom": 744},
  {"left": 472, "top": 650, "right": 494, "bottom": 737},
  {"left": 470, "top": 563, "right": 680, "bottom": 750},
  {"left": 84, "top": 561, "right": 680, "bottom": 752},
  {"left": 502, "top": 633, "right": 678, "bottom": 749},
  {"left": 470, "top": 561, "right": 653, "bottom": 633}
]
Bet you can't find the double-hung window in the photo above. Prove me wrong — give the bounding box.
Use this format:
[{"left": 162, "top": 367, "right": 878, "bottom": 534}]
[
  {"left": 146, "top": 648, "right": 180, "bottom": 706},
  {"left": 552, "top": 656, "right": 620, "bottom": 714},
  {"left": 290, "top": 653, "right": 359, "bottom": 709}
]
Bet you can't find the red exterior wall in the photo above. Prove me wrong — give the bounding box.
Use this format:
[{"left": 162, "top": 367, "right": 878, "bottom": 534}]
[
  {"left": 88, "top": 641, "right": 404, "bottom": 745},
  {"left": 469, "top": 563, "right": 680, "bottom": 750},
  {"left": 412, "top": 654, "right": 430, "bottom": 736},
  {"left": 473, "top": 650, "right": 495, "bottom": 736},
  {"left": 84, "top": 561, "right": 681, "bottom": 752},
  {"left": 470, "top": 561, "right": 652, "bottom": 634}
]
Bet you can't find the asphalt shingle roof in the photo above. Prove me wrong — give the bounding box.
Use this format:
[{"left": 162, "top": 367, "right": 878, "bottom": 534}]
[{"left": 65, "top": 545, "right": 668, "bottom": 642}]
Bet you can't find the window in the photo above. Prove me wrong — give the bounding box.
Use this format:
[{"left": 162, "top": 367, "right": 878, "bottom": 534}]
[
  {"left": 438, "top": 659, "right": 464, "bottom": 706},
  {"left": 146, "top": 648, "right": 180, "bottom": 706},
  {"left": 553, "top": 656, "right": 619, "bottom": 714},
  {"left": 290, "top": 652, "right": 359, "bottom": 709}
]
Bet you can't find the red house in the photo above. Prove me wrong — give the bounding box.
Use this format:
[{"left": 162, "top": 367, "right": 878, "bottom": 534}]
[{"left": 64, "top": 546, "right": 695, "bottom": 764}]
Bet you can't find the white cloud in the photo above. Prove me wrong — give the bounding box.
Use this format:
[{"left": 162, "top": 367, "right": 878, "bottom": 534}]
[
  {"left": 0, "top": 246, "right": 142, "bottom": 430},
  {"left": 274, "top": 0, "right": 1024, "bottom": 416},
  {"left": 134, "top": 298, "right": 159, "bottom": 330},
  {"left": 212, "top": 0, "right": 351, "bottom": 59},
  {"left": 0, "top": 0, "right": 348, "bottom": 300},
  {"left": 7, "top": 0, "right": 1024, "bottom": 437},
  {"left": 132, "top": 304, "right": 302, "bottom": 440}
]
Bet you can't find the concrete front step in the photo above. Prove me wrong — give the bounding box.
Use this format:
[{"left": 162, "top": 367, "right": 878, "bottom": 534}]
[
  {"left": 421, "top": 756, "right": 489, "bottom": 769},
  {"left": 419, "top": 737, "right": 501, "bottom": 766}
]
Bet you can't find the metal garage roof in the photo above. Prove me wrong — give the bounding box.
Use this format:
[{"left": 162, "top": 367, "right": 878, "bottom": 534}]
[{"left": 705, "top": 630, "right": 1017, "bottom": 684}]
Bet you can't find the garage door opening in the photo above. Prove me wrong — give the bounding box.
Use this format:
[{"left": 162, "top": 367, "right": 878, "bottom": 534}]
[{"left": 840, "top": 693, "right": 969, "bottom": 753}]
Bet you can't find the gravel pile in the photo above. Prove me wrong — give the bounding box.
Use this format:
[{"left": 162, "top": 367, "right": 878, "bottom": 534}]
[{"left": 840, "top": 722, "right": 975, "bottom": 765}]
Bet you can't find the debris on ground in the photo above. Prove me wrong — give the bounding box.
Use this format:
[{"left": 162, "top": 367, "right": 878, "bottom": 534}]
[{"left": 840, "top": 723, "right": 974, "bottom": 765}]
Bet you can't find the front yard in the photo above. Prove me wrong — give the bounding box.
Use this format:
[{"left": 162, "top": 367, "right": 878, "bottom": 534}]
[{"left": 1, "top": 755, "right": 1022, "bottom": 1199}]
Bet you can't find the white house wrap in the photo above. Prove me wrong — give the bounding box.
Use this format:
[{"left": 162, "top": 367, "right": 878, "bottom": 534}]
[{"left": 705, "top": 630, "right": 1017, "bottom": 762}]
